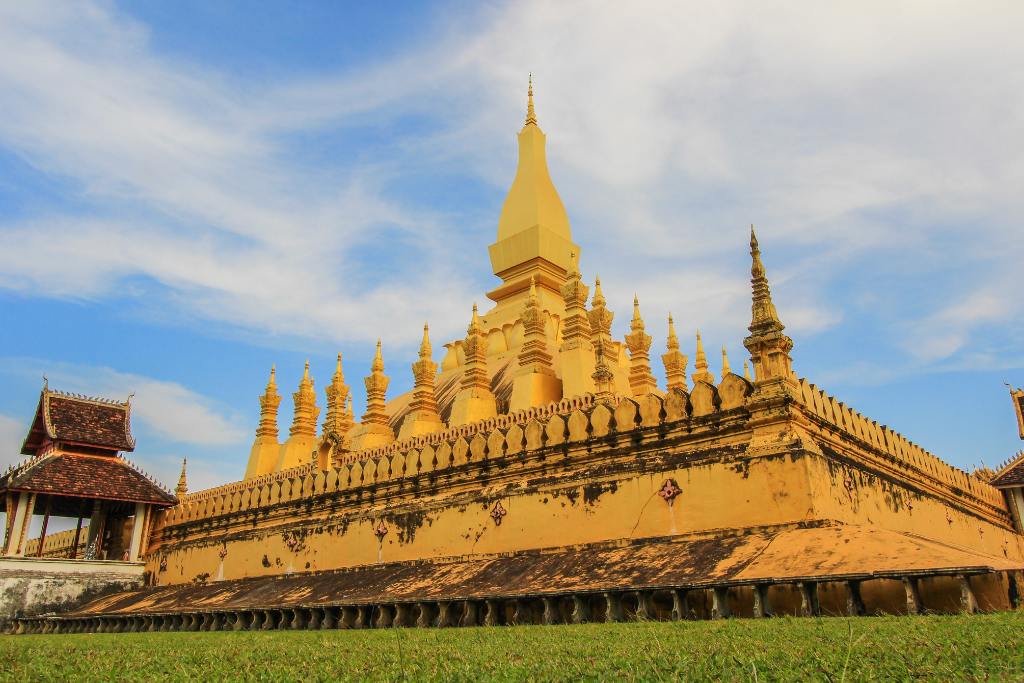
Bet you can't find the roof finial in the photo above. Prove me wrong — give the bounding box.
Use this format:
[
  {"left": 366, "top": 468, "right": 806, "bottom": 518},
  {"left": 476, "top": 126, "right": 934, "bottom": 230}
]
[
  {"left": 721, "top": 345, "right": 732, "bottom": 380},
  {"left": 743, "top": 359, "right": 752, "bottom": 381},
  {"left": 526, "top": 73, "right": 537, "bottom": 126},
  {"left": 302, "top": 359, "right": 310, "bottom": 381},
  {"left": 268, "top": 364, "right": 277, "bottom": 388},
  {"left": 592, "top": 276, "right": 606, "bottom": 308}
]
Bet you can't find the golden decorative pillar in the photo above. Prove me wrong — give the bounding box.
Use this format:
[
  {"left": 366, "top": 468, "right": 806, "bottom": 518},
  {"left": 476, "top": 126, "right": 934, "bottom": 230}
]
[
  {"left": 558, "top": 252, "right": 595, "bottom": 399},
  {"left": 661, "top": 314, "right": 689, "bottom": 391},
  {"left": 510, "top": 277, "right": 562, "bottom": 412},
  {"left": 624, "top": 295, "right": 658, "bottom": 397},
  {"left": 742, "top": 226, "right": 795, "bottom": 384},
  {"left": 349, "top": 340, "right": 395, "bottom": 451},
  {"left": 277, "top": 361, "right": 320, "bottom": 471},
  {"left": 449, "top": 305, "right": 498, "bottom": 426},
  {"left": 318, "top": 353, "right": 352, "bottom": 469},
  {"left": 588, "top": 277, "right": 622, "bottom": 402},
  {"left": 398, "top": 324, "right": 446, "bottom": 440},
  {"left": 322, "top": 353, "right": 351, "bottom": 440},
  {"left": 244, "top": 366, "right": 283, "bottom": 479},
  {"left": 691, "top": 330, "right": 715, "bottom": 385}
]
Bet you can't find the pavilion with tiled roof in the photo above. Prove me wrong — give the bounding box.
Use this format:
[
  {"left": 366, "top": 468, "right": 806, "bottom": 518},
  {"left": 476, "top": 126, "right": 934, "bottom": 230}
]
[{"left": 2, "top": 383, "right": 176, "bottom": 562}]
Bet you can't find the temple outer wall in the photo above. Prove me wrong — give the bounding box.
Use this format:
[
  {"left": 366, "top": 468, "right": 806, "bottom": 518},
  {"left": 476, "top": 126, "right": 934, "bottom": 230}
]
[{"left": 0, "top": 557, "right": 144, "bottom": 624}]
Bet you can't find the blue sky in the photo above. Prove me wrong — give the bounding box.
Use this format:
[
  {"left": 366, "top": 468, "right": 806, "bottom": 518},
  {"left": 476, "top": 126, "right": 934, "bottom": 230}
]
[{"left": 0, "top": 1, "right": 1022, "bottom": 496}]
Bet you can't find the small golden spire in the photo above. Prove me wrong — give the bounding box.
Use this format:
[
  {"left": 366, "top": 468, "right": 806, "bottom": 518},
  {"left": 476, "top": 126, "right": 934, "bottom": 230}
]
[
  {"left": 692, "top": 329, "right": 714, "bottom": 384},
  {"left": 419, "top": 323, "right": 432, "bottom": 359},
  {"left": 592, "top": 276, "right": 606, "bottom": 308},
  {"left": 529, "top": 274, "right": 538, "bottom": 301},
  {"left": 721, "top": 345, "right": 731, "bottom": 380},
  {"left": 526, "top": 73, "right": 537, "bottom": 126},
  {"left": 667, "top": 314, "right": 680, "bottom": 351},
  {"left": 567, "top": 250, "right": 580, "bottom": 277},
  {"left": 743, "top": 359, "right": 752, "bottom": 381},
  {"left": 302, "top": 360, "right": 310, "bottom": 381},
  {"left": 175, "top": 458, "right": 188, "bottom": 497},
  {"left": 625, "top": 294, "right": 656, "bottom": 397},
  {"left": 371, "top": 339, "right": 384, "bottom": 373},
  {"left": 467, "top": 303, "right": 484, "bottom": 337},
  {"left": 334, "top": 353, "right": 342, "bottom": 377},
  {"left": 632, "top": 294, "right": 641, "bottom": 322},
  {"left": 268, "top": 364, "right": 277, "bottom": 388}
]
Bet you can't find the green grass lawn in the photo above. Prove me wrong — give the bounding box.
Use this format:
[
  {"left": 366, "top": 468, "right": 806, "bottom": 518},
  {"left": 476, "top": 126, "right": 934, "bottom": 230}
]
[{"left": 1, "top": 612, "right": 1021, "bottom": 681}]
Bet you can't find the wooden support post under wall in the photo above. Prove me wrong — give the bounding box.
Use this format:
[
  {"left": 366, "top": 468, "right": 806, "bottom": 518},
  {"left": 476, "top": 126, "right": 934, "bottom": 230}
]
[
  {"left": 636, "top": 591, "right": 655, "bottom": 621},
  {"left": 670, "top": 589, "right": 688, "bottom": 621},
  {"left": 798, "top": 582, "right": 820, "bottom": 617},
  {"left": 542, "top": 597, "right": 560, "bottom": 625},
  {"left": 845, "top": 580, "right": 866, "bottom": 616},
  {"left": 712, "top": 587, "right": 731, "bottom": 620},
  {"left": 959, "top": 575, "right": 979, "bottom": 614},
  {"left": 603, "top": 593, "right": 623, "bottom": 623},
  {"left": 903, "top": 577, "right": 923, "bottom": 615},
  {"left": 752, "top": 585, "right": 772, "bottom": 618},
  {"left": 571, "top": 595, "right": 590, "bottom": 624},
  {"left": 36, "top": 497, "right": 51, "bottom": 557}
]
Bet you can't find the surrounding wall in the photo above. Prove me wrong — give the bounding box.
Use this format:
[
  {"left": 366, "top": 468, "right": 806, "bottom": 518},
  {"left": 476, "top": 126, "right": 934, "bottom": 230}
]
[{"left": 146, "top": 384, "right": 1024, "bottom": 591}]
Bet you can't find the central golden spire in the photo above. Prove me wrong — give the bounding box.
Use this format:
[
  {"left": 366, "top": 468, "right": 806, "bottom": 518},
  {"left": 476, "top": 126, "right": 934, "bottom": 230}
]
[{"left": 488, "top": 76, "right": 579, "bottom": 311}]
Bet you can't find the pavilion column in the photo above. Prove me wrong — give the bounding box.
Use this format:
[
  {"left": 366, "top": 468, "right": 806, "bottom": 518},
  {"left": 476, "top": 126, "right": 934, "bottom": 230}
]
[
  {"left": 902, "top": 577, "right": 923, "bottom": 615},
  {"left": 35, "top": 497, "right": 52, "bottom": 557},
  {"left": 128, "top": 502, "right": 149, "bottom": 562},
  {"left": 85, "top": 500, "right": 106, "bottom": 557},
  {"left": 4, "top": 492, "right": 36, "bottom": 557}
]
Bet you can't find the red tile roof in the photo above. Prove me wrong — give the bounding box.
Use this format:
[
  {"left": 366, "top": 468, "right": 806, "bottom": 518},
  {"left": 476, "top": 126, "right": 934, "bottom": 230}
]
[
  {"left": 991, "top": 451, "right": 1024, "bottom": 488},
  {"left": 21, "top": 388, "right": 135, "bottom": 455},
  {"left": 0, "top": 453, "right": 176, "bottom": 505}
]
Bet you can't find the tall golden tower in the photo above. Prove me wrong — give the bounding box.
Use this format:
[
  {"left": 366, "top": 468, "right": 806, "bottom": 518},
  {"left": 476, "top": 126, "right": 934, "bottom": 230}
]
[
  {"left": 485, "top": 77, "right": 579, "bottom": 328},
  {"left": 243, "top": 365, "right": 283, "bottom": 479},
  {"left": 510, "top": 277, "right": 561, "bottom": 412},
  {"left": 743, "top": 226, "right": 795, "bottom": 385},
  {"left": 277, "top": 361, "right": 320, "bottom": 471},
  {"left": 449, "top": 305, "right": 498, "bottom": 426},
  {"left": 397, "top": 324, "right": 445, "bottom": 440},
  {"left": 349, "top": 340, "right": 394, "bottom": 451},
  {"left": 662, "top": 314, "right": 688, "bottom": 391},
  {"left": 625, "top": 295, "right": 658, "bottom": 397}
]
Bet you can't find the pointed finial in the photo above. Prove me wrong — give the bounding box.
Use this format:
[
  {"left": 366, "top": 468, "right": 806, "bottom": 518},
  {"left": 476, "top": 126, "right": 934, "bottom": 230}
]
[
  {"left": 335, "top": 353, "right": 342, "bottom": 374},
  {"left": 526, "top": 73, "right": 537, "bottom": 126},
  {"left": 568, "top": 250, "right": 580, "bottom": 277},
  {"left": 721, "top": 345, "right": 731, "bottom": 379},
  {"left": 419, "top": 322, "right": 432, "bottom": 359},
  {"left": 592, "top": 276, "right": 606, "bottom": 307},
  {"left": 743, "top": 359, "right": 752, "bottom": 381},
  {"left": 632, "top": 294, "right": 641, "bottom": 321},
  {"left": 468, "top": 303, "right": 483, "bottom": 335},
  {"left": 175, "top": 458, "right": 188, "bottom": 497},
  {"left": 372, "top": 338, "right": 384, "bottom": 372},
  {"left": 303, "top": 360, "right": 310, "bottom": 380},
  {"left": 268, "top": 364, "right": 277, "bottom": 388},
  {"left": 667, "top": 314, "right": 679, "bottom": 351},
  {"left": 529, "top": 275, "right": 538, "bottom": 300},
  {"left": 346, "top": 394, "right": 353, "bottom": 415}
]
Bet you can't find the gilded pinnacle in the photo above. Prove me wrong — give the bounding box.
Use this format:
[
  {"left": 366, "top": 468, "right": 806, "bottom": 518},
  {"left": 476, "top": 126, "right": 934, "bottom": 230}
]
[
  {"left": 267, "top": 364, "right": 277, "bottom": 389},
  {"left": 419, "top": 323, "right": 432, "bottom": 359},
  {"left": 667, "top": 314, "right": 680, "bottom": 351},
  {"left": 592, "top": 276, "right": 606, "bottom": 308},
  {"left": 175, "top": 458, "right": 188, "bottom": 497},
  {"left": 372, "top": 339, "right": 384, "bottom": 373},
  {"left": 526, "top": 74, "right": 537, "bottom": 126},
  {"left": 721, "top": 345, "right": 731, "bottom": 379}
]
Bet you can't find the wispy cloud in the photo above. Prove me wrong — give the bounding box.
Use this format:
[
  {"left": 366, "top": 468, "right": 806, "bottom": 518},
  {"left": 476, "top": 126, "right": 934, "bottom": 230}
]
[
  {"left": 0, "top": 414, "right": 26, "bottom": 470},
  {"left": 0, "top": 0, "right": 1021, "bottom": 368}
]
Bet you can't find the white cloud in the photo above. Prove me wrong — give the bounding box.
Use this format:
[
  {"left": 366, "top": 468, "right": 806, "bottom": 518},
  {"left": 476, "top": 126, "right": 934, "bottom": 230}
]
[
  {"left": 0, "top": 414, "right": 26, "bottom": 470},
  {"left": 0, "top": 0, "right": 1021, "bottom": 366}
]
